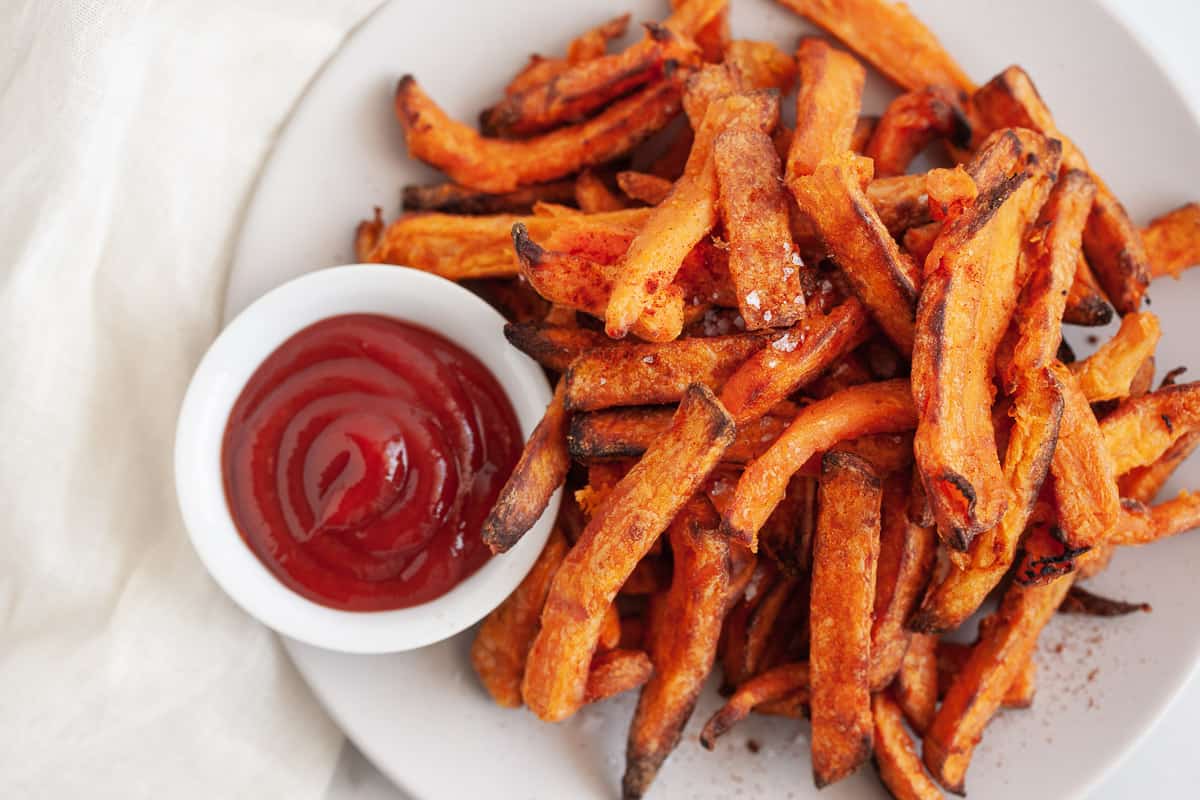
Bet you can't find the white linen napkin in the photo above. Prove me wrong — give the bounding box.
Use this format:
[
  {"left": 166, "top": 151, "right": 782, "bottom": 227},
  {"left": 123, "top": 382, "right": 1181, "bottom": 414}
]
[{"left": 0, "top": 1, "right": 375, "bottom": 796}]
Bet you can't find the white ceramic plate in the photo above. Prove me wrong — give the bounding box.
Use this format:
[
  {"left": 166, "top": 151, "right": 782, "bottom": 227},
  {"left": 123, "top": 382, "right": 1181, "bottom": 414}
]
[{"left": 228, "top": 1, "right": 1200, "bottom": 797}]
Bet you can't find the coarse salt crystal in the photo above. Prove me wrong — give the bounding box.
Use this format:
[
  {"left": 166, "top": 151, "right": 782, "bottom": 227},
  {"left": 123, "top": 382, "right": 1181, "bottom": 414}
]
[
  {"left": 782, "top": 266, "right": 795, "bottom": 279},
  {"left": 790, "top": 251, "right": 804, "bottom": 267},
  {"left": 772, "top": 332, "right": 799, "bottom": 352},
  {"left": 599, "top": 377, "right": 606, "bottom": 385},
  {"left": 745, "top": 290, "right": 762, "bottom": 309},
  {"left": 642, "top": 355, "right": 656, "bottom": 364},
  {"left": 763, "top": 310, "right": 773, "bottom": 322}
]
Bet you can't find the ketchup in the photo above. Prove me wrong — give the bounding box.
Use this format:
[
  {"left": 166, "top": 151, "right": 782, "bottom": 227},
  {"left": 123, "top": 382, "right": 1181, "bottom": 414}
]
[{"left": 221, "top": 314, "right": 522, "bottom": 611}]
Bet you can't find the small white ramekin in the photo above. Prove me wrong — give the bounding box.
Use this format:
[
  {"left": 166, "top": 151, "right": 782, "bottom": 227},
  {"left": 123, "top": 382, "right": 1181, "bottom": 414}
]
[{"left": 174, "top": 264, "right": 558, "bottom": 654}]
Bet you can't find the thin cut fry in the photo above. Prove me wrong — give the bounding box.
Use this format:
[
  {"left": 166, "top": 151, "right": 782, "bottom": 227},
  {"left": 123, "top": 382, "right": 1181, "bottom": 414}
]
[
  {"left": 1143, "top": 202, "right": 1200, "bottom": 279},
  {"left": 1063, "top": 254, "right": 1115, "bottom": 326},
  {"left": 1099, "top": 381, "right": 1200, "bottom": 475},
  {"left": 606, "top": 88, "right": 779, "bottom": 338},
  {"left": 1109, "top": 492, "right": 1200, "bottom": 546},
  {"left": 866, "top": 86, "right": 971, "bottom": 178},
  {"left": 523, "top": 385, "right": 734, "bottom": 721},
  {"left": 502, "top": 322, "right": 609, "bottom": 373},
  {"left": 724, "top": 39, "right": 798, "bottom": 92},
  {"left": 1119, "top": 430, "right": 1200, "bottom": 503},
  {"left": 574, "top": 170, "right": 626, "bottom": 213},
  {"left": 851, "top": 115, "right": 878, "bottom": 153},
  {"left": 936, "top": 642, "right": 1036, "bottom": 708},
  {"left": 563, "top": 332, "right": 768, "bottom": 411},
  {"left": 787, "top": 38, "right": 866, "bottom": 180},
  {"left": 810, "top": 450, "right": 881, "bottom": 787},
  {"left": 912, "top": 128, "right": 1061, "bottom": 548},
  {"left": 617, "top": 171, "right": 674, "bottom": 205},
  {"left": 395, "top": 76, "right": 685, "bottom": 193},
  {"left": 470, "top": 526, "right": 568, "bottom": 707},
  {"left": 790, "top": 152, "right": 919, "bottom": 354},
  {"left": 723, "top": 379, "right": 918, "bottom": 550},
  {"left": 585, "top": 649, "right": 655, "bottom": 703},
  {"left": 700, "top": 662, "right": 810, "bottom": 749},
  {"left": 482, "top": 380, "right": 571, "bottom": 553},
  {"left": 896, "top": 632, "right": 938, "bottom": 735},
  {"left": 624, "top": 498, "right": 733, "bottom": 799},
  {"left": 401, "top": 180, "right": 577, "bottom": 215},
  {"left": 872, "top": 692, "right": 944, "bottom": 800},
  {"left": 501, "top": 14, "right": 630, "bottom": 97},
  {"left": 1069, "top": 311, "right": 1161, "bottom": 402},
  {"left": 775, "top": 0, "right": 974, "bottom": 93},
  {"left": 716, "top": 126, "right": 806, "bottom": 329}
]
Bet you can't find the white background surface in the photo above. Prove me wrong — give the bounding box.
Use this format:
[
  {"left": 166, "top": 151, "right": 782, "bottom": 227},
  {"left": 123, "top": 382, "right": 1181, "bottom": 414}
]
[{"left": 319, "top": 0, "right": 1200, "bottom": 796}]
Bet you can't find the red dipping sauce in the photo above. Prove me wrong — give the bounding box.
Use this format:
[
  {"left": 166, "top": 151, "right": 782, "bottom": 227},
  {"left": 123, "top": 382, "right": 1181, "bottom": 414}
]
[{"left": 222, "top": 314, "right": 522, "bottom": 611}]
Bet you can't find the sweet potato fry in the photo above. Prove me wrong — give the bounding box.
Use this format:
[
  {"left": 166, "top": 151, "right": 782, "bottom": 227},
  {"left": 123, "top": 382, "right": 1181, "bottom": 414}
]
[
  {"left": 972, "top": 66, "right": 1150, "bottom": 314},
  {"left": 501, "top": 14, "right": 630, "bottom": 97},
  {"left": 471, "top": 526, "right": 568, "bottom": 707},
  {"left": 396, "top": 76, "right": 685, "bottom": 193},
  {"left": 742, "top": 576, "right": 798, "bottom": 679},
  {"left": 775, "top": 0, "right": 974, "bottom": 93},
  {"left": 502, "top": 321, "right": 609, "bottom": 372},
  {"left": 1099, "top": 381, "right": 1200, "bottom": 475},
  {"left": 872, "top": 692, "right": 944, "bottom": 800},
  {"left": 716, "top": 126, "right": 806, "bottom": 329},
  {"left": 724, "top": 39, "right": 798, "bottom": 92},
  {"left": 1144, "top": 202, "right": 1200, "bottom": 279},
  {"left": 606, "top": 89, "right": 779, "bottom": 338},
  {"left": 482, "top": 24, "right": 698, "bottom": 137},
  {"left": 700, "top": 662, "right": 810, "bottom": 749},
  {"left": 1119, "top": 430, "right": 1200, "bottom": 503},
  {"left": 866, "top": 86, "right": 971, "bottom": 178},
  {"left": 401, "top": 180, "right": 578, "bottom": 215},
  {"left": 364, "top": 206, "right": 649, "bottom": 279},
  {"left": 719, "top": 298, "right": 872, "bottom": 424},
  {"left": 759, "top": 475, "right": 818, "bottom": 576},
  {"left": 1109, "top": 492, "right": 1200, "bottom": 546},
  {"left": 723, "top": 379, "right": 918, "bottom": 550},
  {"left": 851, "top": 115, "right": 878, "bottom": 153},
  {"left": 624, "top": 498, "right": 733, "bottom": 798},
  {"left": 870, "top": 474, "right": 936, "bottom": 690},
  {"left": 563, "top": 332, "right": 768, "bottom": 411},
  {"left": 810, "top": 450, "right": 881, "bottom": 786},
  {"left": 791, "top": 153, "right": 920, "bottom": 354},
  {"left": 902, "top": 222, "right": 940, "bottom": 265},
  {"left": 924, "top": 575, "right": 1072, "bottom": 793},
  {"left": 665, "top": 0, "right": 730, "bottom": 55},
  {"left": 617, "top": 171, "right": 674, "bottom": 206},
  {"left": 896, "top": 632, "right": 938, "bottom": 735},
  {"left": 354, "top": 207, "right": 383, "bottom": 261},
  {"left": 718, "top": 561, "right": 777, "bottom": 690},
  {"left": 482, "top": 380, "right": 571, "bottom": 553},
  {"left": 523, "top": 385, "right": 735, "bottom": 721},
  {"left": 936, "top": 642, "right": 1036, "bottom": 708},
  {"left": 574, "top": 170, "right": 626, "bottom": 213},
  {"left": 512, "top": 222, "right": 686, "bottom": 342},
  {"left": 787, "top": 38, "right": 866, "bottom": 180},
  {"left": 869, "top": 173, "right": 935, "bottom": 236},
  {"left": 1059, "top": 585, "right": 1151, "bottom": 617},
  {"left": 1049, "top": 362, "right": 1120, "bottom": 550},
  {"left": 1069, "top": 311, "right": 1161, "bottom": 402},
  {"left": 585, "top": 649, "right": 655, "bottom": 703},
  {"left": 1063, "top": 254, "right": 1115, "bottom": 326},
  {"left": 462, "top": 277, "right": 550, "bottom": 324},
  {"left": 912, "top": 128, "right": 1061, "bottom": 548},
  {"left": 599, "top": 603, "right": 622, "bottom": 651}
]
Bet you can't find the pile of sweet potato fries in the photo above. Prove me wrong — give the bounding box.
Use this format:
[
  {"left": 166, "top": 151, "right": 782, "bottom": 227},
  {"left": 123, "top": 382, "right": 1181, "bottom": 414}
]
[{"left": 355, "top": 0, "right": 1200, "bottom": 796}]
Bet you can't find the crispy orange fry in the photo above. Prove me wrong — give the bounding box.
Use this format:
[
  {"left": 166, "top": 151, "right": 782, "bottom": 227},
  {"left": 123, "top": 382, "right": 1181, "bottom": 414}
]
[
  {"left": 923, "top": 576, "right": 1072, "bottom": 794},
  {"left": 872, "top": 692, "right": 944, "bottom": 800},
  {"left": 511, "top": 222, "right": 685, "bottom": 342},
  {"left": 599, "top": 602, "right": 622, "bottom": 651},
  {"left": 719, "top": 297, "right": 872, "bottom": 425},
  {"left": 700, "top": 662, "right": 810, "bottom": 749},
  {"left": 482, "top": 380, "right": 571, "bottom": 553},
  {"left": 523, "top": 385, "right": 734, "bottom": 721},
  {"left": 470, "top": 526, "right": 568, "bottom": 707},
  {"left": 617, "top": 171, "right": 674, "bottom": 206},
  {"left": 354, "top": 208, "right": 384, "bottom": 261},
  {"left": 851, "top": 115, "right": 878, "bottom": 153},
  {"left": 1069, "top": 312, "right": 1161, "bottom": 402},
  {"left": 902, "top": 221, "right": 940, "bottom": 265},
  {"left": 1063, "top": 254, "right": 1115, "bottom": 326},
  {"left": 775, "top": 0, "right": 974, "bottom": 93},
  {"left": 501, "top": 14, "right": 631, "bottom": 97},
  {"left": 585, "top": 649, "right": 655, "bottom": 703},
  {"left": 574, "top": 170, "right": 626, "bottom": 213},
  {"left": 791, "top": 152, "right": 919, "bottom": 354},
  {"left": 1109, "top": 492, "right": 1200, "bottom": 546},
  {"left": 396, "top": 76, "right": 685, "bottom": 193},
  {"left": 606, "top": 88, "right": 779, "bottom": 338},
  {"left": 1049, "top": 362, "right": 1120, "bottom": 549},
  {"left": 742, "top": 576, "right": 799, "bottom": 679},
  {"left": 896, "top": 632, "right": 938, "bottom": 735},
  {"left": 866, "top": 86, "right": 971, "bottom": 178},
  {"left": 724, "top": 39, "right": 798, "bottom": 92},
  {"left": 1144, "top": 202, "right": 1200, "bottom": 279},
  {"left": 563, "top": 332, "right": 768, "bottom": 411},
  {"left": 502, "top": 321, "right": 609, "bottom": 373},
  {"left": 787, "top": 38, "right": 866, "bottom": 180},
  {"left": 759, "top": 474, "right": 818, "bottom": 576},
  {"left": 723, "top": 379, "right": 918, "bottom": 550},
  {"left": 1120, "top": 430, "right": 1200, "bottom": 503},
  {"left": 972, "top": 66, "right": 1150, "bottom": 314},
  {"left": 912, "top": 129, "right": 1061, "bottom": 548},
  {"left": 665, "top": 0, "right": 730, "bottom": 55},
  {"left": 1099, "top": 381, "right": 1200, "bottom": 475},
  {"left": 869, "top": 473, "right": 936, "bottom": 690},
  {"left": 810, "top": 450, "right": 881, "bottom": 787},
  {"left": 869, "top": 173, "right": 935, "bottom": 236},
  {"left": 624, "top": 498, "right": 734, "bottom": 798},
  {"left": 716, "top": 126, "right": 806, "bottom": 330},
  {"left": 482, "top": 24, "right": 698, "bottom": 137},
  {"left": 936, "top": 642, "right": 1036, "bottom": 708},
  {"left": 401, "top": 180, "right": 578, "bottom": 215}
]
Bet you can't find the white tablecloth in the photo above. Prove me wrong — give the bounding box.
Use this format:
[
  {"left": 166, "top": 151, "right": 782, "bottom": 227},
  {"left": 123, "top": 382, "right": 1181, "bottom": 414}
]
[{"left": 1, "top": 1, "right": 1195, "bottom": 799}]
